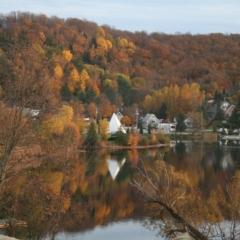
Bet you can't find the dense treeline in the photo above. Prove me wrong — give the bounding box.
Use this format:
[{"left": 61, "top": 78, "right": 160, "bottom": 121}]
[{"left": 1, "top": 11, "right": 240, "bottom": 119}]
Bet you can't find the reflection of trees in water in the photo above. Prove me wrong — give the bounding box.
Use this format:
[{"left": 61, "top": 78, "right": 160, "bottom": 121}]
[
  {"left": 201, "top": 145, "right": 235, "bottom": 173},
  {"left": 230, "top": 146, "right": 240, "bottom": 166},
  {"left": 164, "top": 142, "right": 237, "bottom": 193},
  {"left": 174, "top": 142, "right": 186, "bottom": 161},
  {"left": 0, "top": 150, "right": 148, "bottom": 239},
  {"left": 133, "top": 159, "right": 240, "bottom": 240},
  {"left": 1, "top": 145, "right": 239, "bottom": 239}
]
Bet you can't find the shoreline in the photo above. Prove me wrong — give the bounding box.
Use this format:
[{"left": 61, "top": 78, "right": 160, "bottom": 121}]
[{"left": 80, "top": 142, "right": 175, "bottom": 150}]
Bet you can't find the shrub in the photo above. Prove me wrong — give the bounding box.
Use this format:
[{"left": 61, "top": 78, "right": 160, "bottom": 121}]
[
  {"left": 212, "top": 126, "right": 217, "bottom": 133},
  {"left": 163, "top": 136, "right": 171, "bottom": 143},
  {"left": 149, "top": 130, "right": 158, "bottom": 145},
  {"left": 138, "top": 136, "right": 150, "bottom": 146},
  {"left": 156, "top": 131, "right": 165, "bottom": 143},
  {"left": 157, "top": 131, "right": 171, "bottom": 144},
  {"left": 128, "top": 133, "right": 139, "bottom": 146},
  {"left": 228, "top": 128, "right": 233, "bottom": 135},
  {"left": 114, "top": 131, "right": 128, "bottom": 145},
  {"left": 222, "top": 128, "right": 227, "bottom": 135}
]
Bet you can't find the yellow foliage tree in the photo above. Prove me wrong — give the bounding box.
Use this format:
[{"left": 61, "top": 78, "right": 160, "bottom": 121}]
[
  {"left": 103, "top": 79, "right": 112, "bottom": 88},
  {"left": 44, "top": 172, "right": 63, "bottom": 195},
  {"left": 75, "top": 117, "right": 88, "bottom": 134},
  {"left": 143, "top": 95, "right": 153, "bottom": 112},
  {"left": 106, "top": 40, "right": 113, "bottom": 49},
  {"left": 96, "top": 37, "right": 108, "bottom": 52},
  {"left": 68, "top": 68, "right": 79, "bottom": 92},
  {"left": 97, "top": 27, "right": 105, "bottom": 37},
  {"left": 54, "top": 64, "right": 63, "bottom": 78},
  {"left": 99, "top": 119, "right": 110, "bottom": 141},
  {"left": 41, "top": 105, "right": 74, "bottom": 136},
  {"left": 38, "top": 31, "right": 46, "bottom": 44},
  {"left": 79, "top": 69, "right": 89, "bottom": 91},
  {"left": 59, "top": 105, "right": 73, "bottom": 123},
  {"left": 62, "top": 49, "right": 73, "bottom": 62}
]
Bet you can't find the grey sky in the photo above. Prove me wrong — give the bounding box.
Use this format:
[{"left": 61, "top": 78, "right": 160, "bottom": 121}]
[{"left": 2, "top": 0, "right": 240, "bottom": 34}]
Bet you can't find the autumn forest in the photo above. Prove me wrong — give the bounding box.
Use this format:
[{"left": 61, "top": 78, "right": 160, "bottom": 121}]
[{"left": 1, "top": 11, "right": 240, "bottom": 121}]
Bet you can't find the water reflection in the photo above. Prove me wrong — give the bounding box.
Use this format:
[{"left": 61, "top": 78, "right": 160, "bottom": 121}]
[
  {"left": 107, "top": 158, "right": 126, "bottom": 180},
  {"left": 0, "top": 142, "right": 239, "bottom": 239}
]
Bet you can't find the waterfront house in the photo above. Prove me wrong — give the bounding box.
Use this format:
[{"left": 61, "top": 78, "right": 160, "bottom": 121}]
[
  {"left": 141, "top": 114, "right": 160, "bottom": 130},
  {"left": 207, "top": 99, "right": 235, "bottom": 119}
]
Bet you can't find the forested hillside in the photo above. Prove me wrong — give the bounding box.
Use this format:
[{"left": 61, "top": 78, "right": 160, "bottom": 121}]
[{"left": 1, "top": 11, "right": 240, "bottom": 120}]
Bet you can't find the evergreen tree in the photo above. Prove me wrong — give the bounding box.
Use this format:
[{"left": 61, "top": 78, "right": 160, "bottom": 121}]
[
  {"left": 117, "top": 75, "right": 131, "bottom": 106},
  {"left": 215, "top": 102, "right": 224, "bottom": 122},
  {"left": 86, "top": 89, "right": 96, "bottom": 103},
  {"left": 176, "top": 113, "right": 186, "bottom": 132},
  {"left": 229, "top": 97, "right": 240, "bottom": 129},
  {"left": 60, "top": 82, "right": 72, "bottom": 102},
  {"left": 84, "top": 121, "right": 98, "bottom": 146},
  {"left": 140, "top": 124, "right": 143, "bottom": 134},
  {"left": 229, "top": 108, "right": 239, "bottom": 128},
  {"left": 228, "top": 127, "right": 233, "bottom": 135},
  {"left": 213, "top": 125, "right": 217, "bottom": 133},
  {"left": 148, "top": 124, "right": 151, "bottom": 134},
  {"left": 72, "top": 56, "right": 85, "bottom": 72},
  {"left": 222, "top": 128, "right": 227, "bottom": 136},
  {"left": 214, "top": 90, "right": 223, "bottom": 102},
  {"left": 78, "top": 91, "right": 86, "bottom": 103},
  {"left": 114, "top": 131, "right": 128, "bottom": 145},
  {"left": 105, "top": 85, "right": 116, "bottom": 104},
  {"left": 159, "top": 102, "right": 167, "bottom": 119}
]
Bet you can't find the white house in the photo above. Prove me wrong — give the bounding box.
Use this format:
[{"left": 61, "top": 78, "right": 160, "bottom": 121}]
[
  {"left": 22, "top": 108, "right": 40, "bottom": 117},
  {"left": 108, "top": 113, "right": 126, "bottom": 134},
  {"left": 141, "top": 114, "right": 160, "bottom": 129},
  {"left": 159, "top": 123, "right": 176, "bottom": 132},
  {"left": 184, "top": 117, "right": 193, "bottom": 130},
  {"left": 207, "top": 99, "right": 235, "bottom": 119}
]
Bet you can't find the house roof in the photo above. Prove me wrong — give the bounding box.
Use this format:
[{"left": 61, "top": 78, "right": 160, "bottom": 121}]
[
  {"left": 141, "top": 114, "right": 158, "bottom": 123},
  {"left": 115, "top": 111, "right": 123, "bottom": 117},
  {"left": 22, "top": 108, "right": 40, "bottom": 117},
  {"left": 207, "top": 100, "right": 235, "bottom": 119},
  {"left": 225, "top": 105, "right": 235, "bottom": 113},
  {"left": 109, "top": 113, "right": 126, "bottom": 134},
  {"left": 115, "top": 111, "right": 124, "bottom": 121}
]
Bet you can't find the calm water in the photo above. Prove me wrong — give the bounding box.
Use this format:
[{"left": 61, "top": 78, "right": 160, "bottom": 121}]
[
  {"left": 52, "top": 140, "right": 240, "bottom": 240},
  {"left": 2, "top": 141, "right": 240, "bottom": 239}
]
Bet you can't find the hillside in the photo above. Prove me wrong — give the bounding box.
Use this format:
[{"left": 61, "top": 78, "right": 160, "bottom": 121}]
[{"left": 0, "top": 11, "right": 240, "bottom": 119}]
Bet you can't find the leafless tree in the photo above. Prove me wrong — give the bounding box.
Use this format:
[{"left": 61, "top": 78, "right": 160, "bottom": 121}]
[
  {"left": 131, "top": 158, "right": 240, "bottom": 240},
  {"left": 0, "top": 43, "right": 53, "bottom": 192}
]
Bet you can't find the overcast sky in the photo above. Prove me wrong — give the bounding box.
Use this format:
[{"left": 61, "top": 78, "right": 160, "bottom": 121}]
[{"left": 2, "top": 0, "right": 240, "bottom": 34}]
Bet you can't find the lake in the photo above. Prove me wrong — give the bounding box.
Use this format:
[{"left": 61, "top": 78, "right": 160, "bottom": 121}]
[{"left": 1, "top": 140, "right": 240, "bottom": 239}]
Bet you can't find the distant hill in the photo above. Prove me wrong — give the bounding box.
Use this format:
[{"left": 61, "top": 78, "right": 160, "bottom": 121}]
[{"left": 0, "top": 11, "right": 239, "bottom": 118}]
